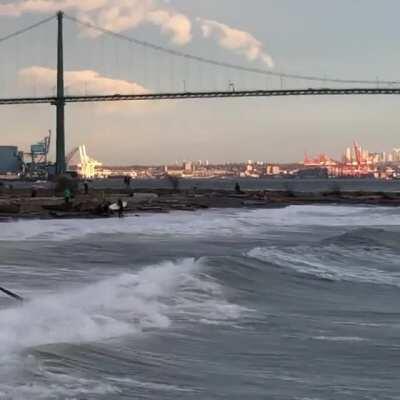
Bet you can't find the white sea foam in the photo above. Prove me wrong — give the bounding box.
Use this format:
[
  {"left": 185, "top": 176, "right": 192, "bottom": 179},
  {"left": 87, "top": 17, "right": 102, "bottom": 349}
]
[
  {"left": 0, "top": 383, "right": 120, "bottom": 400},
  {"left": 239, "top": 205, "right": 400, "bottom": 228},
  {"left": 0, "top": 258, "right": 244, "bottom": 398},
  {"left": 108, "top": 376, "right": 197, "bottom": 392},
  {"left": 0, "top": 376, "right": 121, "bottom": 400},
  {"left": 1, "top": 205, "right": 400, "bottom": 241},
  {"left": 312, "top": 336, "right": 367, "bottom": 342},
  {"left": 0, "top": 211, "right": 241, "bottom": 241},
  {"left": 0, "top": 258, "right": 242, "bottom": 354}
]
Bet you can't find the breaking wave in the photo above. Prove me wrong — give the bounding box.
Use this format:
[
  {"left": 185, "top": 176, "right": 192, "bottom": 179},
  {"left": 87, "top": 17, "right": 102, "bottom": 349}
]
[
  {"left": 0, "top": 258, "right": 243, "bottom": 355},
  {"left": 0, "top": 257, "right": 246, "bottom": 398}
]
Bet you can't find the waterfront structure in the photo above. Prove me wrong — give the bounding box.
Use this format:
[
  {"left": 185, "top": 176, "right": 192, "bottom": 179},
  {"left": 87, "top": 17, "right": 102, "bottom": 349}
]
[
  {"left": 28, "top": 132, "right": 52, "bottom": 178},
  {"left": 4, "top": 135, "right": 400, "bottom": 181},
  {"left": 0, "top": 146, "right": 23, "bottom": 175},
  {"left": 77, "top": 145, "right": 102, "bottom": 179},
  {"left": 300, "top": 141, "right": 400, "bottom": 179},
  {"left": 266, "top": 165, "right": 281, "bottom": 175},
  {"left": 297, "top": 167, "right": 329, "bottom": 179},
  {"left": 345, "top": 147, "right": 352, "bottom": 163}
]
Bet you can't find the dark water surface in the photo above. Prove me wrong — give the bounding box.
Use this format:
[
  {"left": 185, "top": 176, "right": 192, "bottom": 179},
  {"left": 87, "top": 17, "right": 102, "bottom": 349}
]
[
  {"left": 88, "top": 177, "right": 400, "bottom": 193},
  {"left": 1, "top": 206, "right": 400, "bottom": 399},
  {"left": 11, "top": 177, "right": 400, "bottom": 193}
]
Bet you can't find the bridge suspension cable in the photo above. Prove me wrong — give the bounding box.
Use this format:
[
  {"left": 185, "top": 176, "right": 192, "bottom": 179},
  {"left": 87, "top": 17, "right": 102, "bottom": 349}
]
[
  {"left": 65, "top": 13, "right": 400, "bottom": 86},
  {"left": 0, "top": 15, "right": 55, "bottom": 45}
]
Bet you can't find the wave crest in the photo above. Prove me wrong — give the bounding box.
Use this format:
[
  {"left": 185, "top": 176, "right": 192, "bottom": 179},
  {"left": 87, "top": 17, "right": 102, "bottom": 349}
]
[{"left": 0, "top": 258, "right": 244, "bottom": 354}]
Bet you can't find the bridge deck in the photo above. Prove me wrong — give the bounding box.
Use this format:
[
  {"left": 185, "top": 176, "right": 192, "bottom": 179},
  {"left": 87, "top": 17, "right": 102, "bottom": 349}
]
[{"left": 0, "top": 88, "right": 400, "bottom": 105}]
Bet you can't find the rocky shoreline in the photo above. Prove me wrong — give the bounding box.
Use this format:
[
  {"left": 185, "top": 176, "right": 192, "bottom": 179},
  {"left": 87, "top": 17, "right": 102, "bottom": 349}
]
[{"left": 1, "top": 187, "right": 400, "bottom": 220}]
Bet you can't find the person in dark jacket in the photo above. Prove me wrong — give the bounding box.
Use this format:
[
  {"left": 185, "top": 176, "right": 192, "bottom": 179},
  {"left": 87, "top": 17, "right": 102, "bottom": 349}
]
[
  {"left": 117, "top": 198, "right": 124, "bottom": 218},
  {"left": 235, "top": 182, "right": 242, "bottom": 194},
  {"left": 64, "top": 188, "right": 72, "bottom": 204}
]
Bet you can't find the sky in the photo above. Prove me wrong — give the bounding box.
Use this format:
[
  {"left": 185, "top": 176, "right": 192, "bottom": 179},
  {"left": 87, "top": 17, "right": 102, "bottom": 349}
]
[{"left": 0, "top": 0, "right": 400, "bottom": 165}]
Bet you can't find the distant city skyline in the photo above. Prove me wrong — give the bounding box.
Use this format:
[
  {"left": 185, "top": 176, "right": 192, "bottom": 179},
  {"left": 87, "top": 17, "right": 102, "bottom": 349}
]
[
  {"left": 71, "top": 141, "right": 400, "bottom": 167},
  {"left": 1, "top": 1, "right": 400, "bottom": 164},
  {"left": 70, "top": 141, "right": 400, "bottom": 181}
]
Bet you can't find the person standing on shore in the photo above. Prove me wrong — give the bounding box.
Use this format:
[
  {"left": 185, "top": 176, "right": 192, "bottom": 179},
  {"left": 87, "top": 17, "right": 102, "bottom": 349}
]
[
  {"left": 64, "top": 188, "right": 72, "bottom": 205},
  {"left": 235, "top": 182, "right": 242, "bottom": 194},
  {"left": 117, "top": 198, "right": 124, "bottom": 218},
  {"left": 124, "top": 176, "right": 131, "bottom": 189},
  {"left": 83, "top": 181, "right": 89, "bottom": 195}
]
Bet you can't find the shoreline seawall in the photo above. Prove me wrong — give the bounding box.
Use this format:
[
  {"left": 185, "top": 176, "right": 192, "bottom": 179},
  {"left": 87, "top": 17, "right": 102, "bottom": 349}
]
[{"left": 1, "top": 187, "right": 400, "bottom": 220}]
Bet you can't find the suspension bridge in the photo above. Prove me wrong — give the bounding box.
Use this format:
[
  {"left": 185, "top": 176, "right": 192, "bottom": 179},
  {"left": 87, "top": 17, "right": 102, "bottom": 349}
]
[{"left": 0, "top": 11, "right": 399, "bottom": 175}]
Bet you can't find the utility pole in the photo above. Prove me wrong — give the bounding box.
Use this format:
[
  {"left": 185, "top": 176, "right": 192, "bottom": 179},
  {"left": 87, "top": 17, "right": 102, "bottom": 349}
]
[{"left": 55, "top": 11, "right": 65, "bottom": 175}]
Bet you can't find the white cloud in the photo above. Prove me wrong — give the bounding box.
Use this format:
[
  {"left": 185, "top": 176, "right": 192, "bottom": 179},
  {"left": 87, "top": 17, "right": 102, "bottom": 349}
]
[
  {"left": 0, "top": 0, "right": 108, "bottom": 16},
  {"left": 0, "top": 0, "right": 192, "bottom": 46},
  {"left": 146, "top": 9, "right": 192, "bottom": 46},
  {"left": 198, "top": 18, "right": 274, "bottom": 68},
  {"left": 18, "top": 66, "right": 160, "bottom": 114},
  {"left": 19, "top": 65, "right": 148, "bottom": 95}
]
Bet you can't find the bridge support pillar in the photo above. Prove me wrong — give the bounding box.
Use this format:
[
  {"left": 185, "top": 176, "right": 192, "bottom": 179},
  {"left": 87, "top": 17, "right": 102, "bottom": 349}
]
[{"left": 55, "top": 11, "right": 66, "bottom": 175}]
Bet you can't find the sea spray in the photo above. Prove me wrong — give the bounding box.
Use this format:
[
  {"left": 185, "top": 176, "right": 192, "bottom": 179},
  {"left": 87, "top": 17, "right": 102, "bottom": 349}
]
[{"left": 0, "top": 258, "right": 243, "bottom": 354}]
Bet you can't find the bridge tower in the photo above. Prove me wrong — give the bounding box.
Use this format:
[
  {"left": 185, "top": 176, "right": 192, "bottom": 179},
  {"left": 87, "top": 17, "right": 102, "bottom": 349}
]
[{"left": 55, "top": 11, "right": 66, "bottom": 175}]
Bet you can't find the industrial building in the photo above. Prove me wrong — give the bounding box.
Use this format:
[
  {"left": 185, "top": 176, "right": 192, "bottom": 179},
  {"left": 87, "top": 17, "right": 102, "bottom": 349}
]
[
  {"left": 0, "top": 146, "right": 23, "bottom": 175},
  {"left": 27, "top": 133, "right": 52, "bottom": 179}
]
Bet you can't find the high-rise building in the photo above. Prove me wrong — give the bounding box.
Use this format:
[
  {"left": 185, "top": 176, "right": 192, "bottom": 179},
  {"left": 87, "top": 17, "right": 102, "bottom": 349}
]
[
  {"left": 266, "top": 165, "right": 280, "bottom": 175},
  {"left": 392, "top": 148, "right": 400, "bottom": 162},
  {"left": 183, "top": 161, "right": 193, "bottom": 173}
]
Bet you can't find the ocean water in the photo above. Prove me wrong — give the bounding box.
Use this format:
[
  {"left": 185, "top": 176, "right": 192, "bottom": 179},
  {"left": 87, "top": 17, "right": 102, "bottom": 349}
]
[
  {"left": 13, "top": 176, "right": 400, "bottom": 193},
  {"left": 88, "top": 177, "right": 400, "bottom": 193},
  {"left": 0, "top": 205, "right": 400, "bottom": 399}
]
